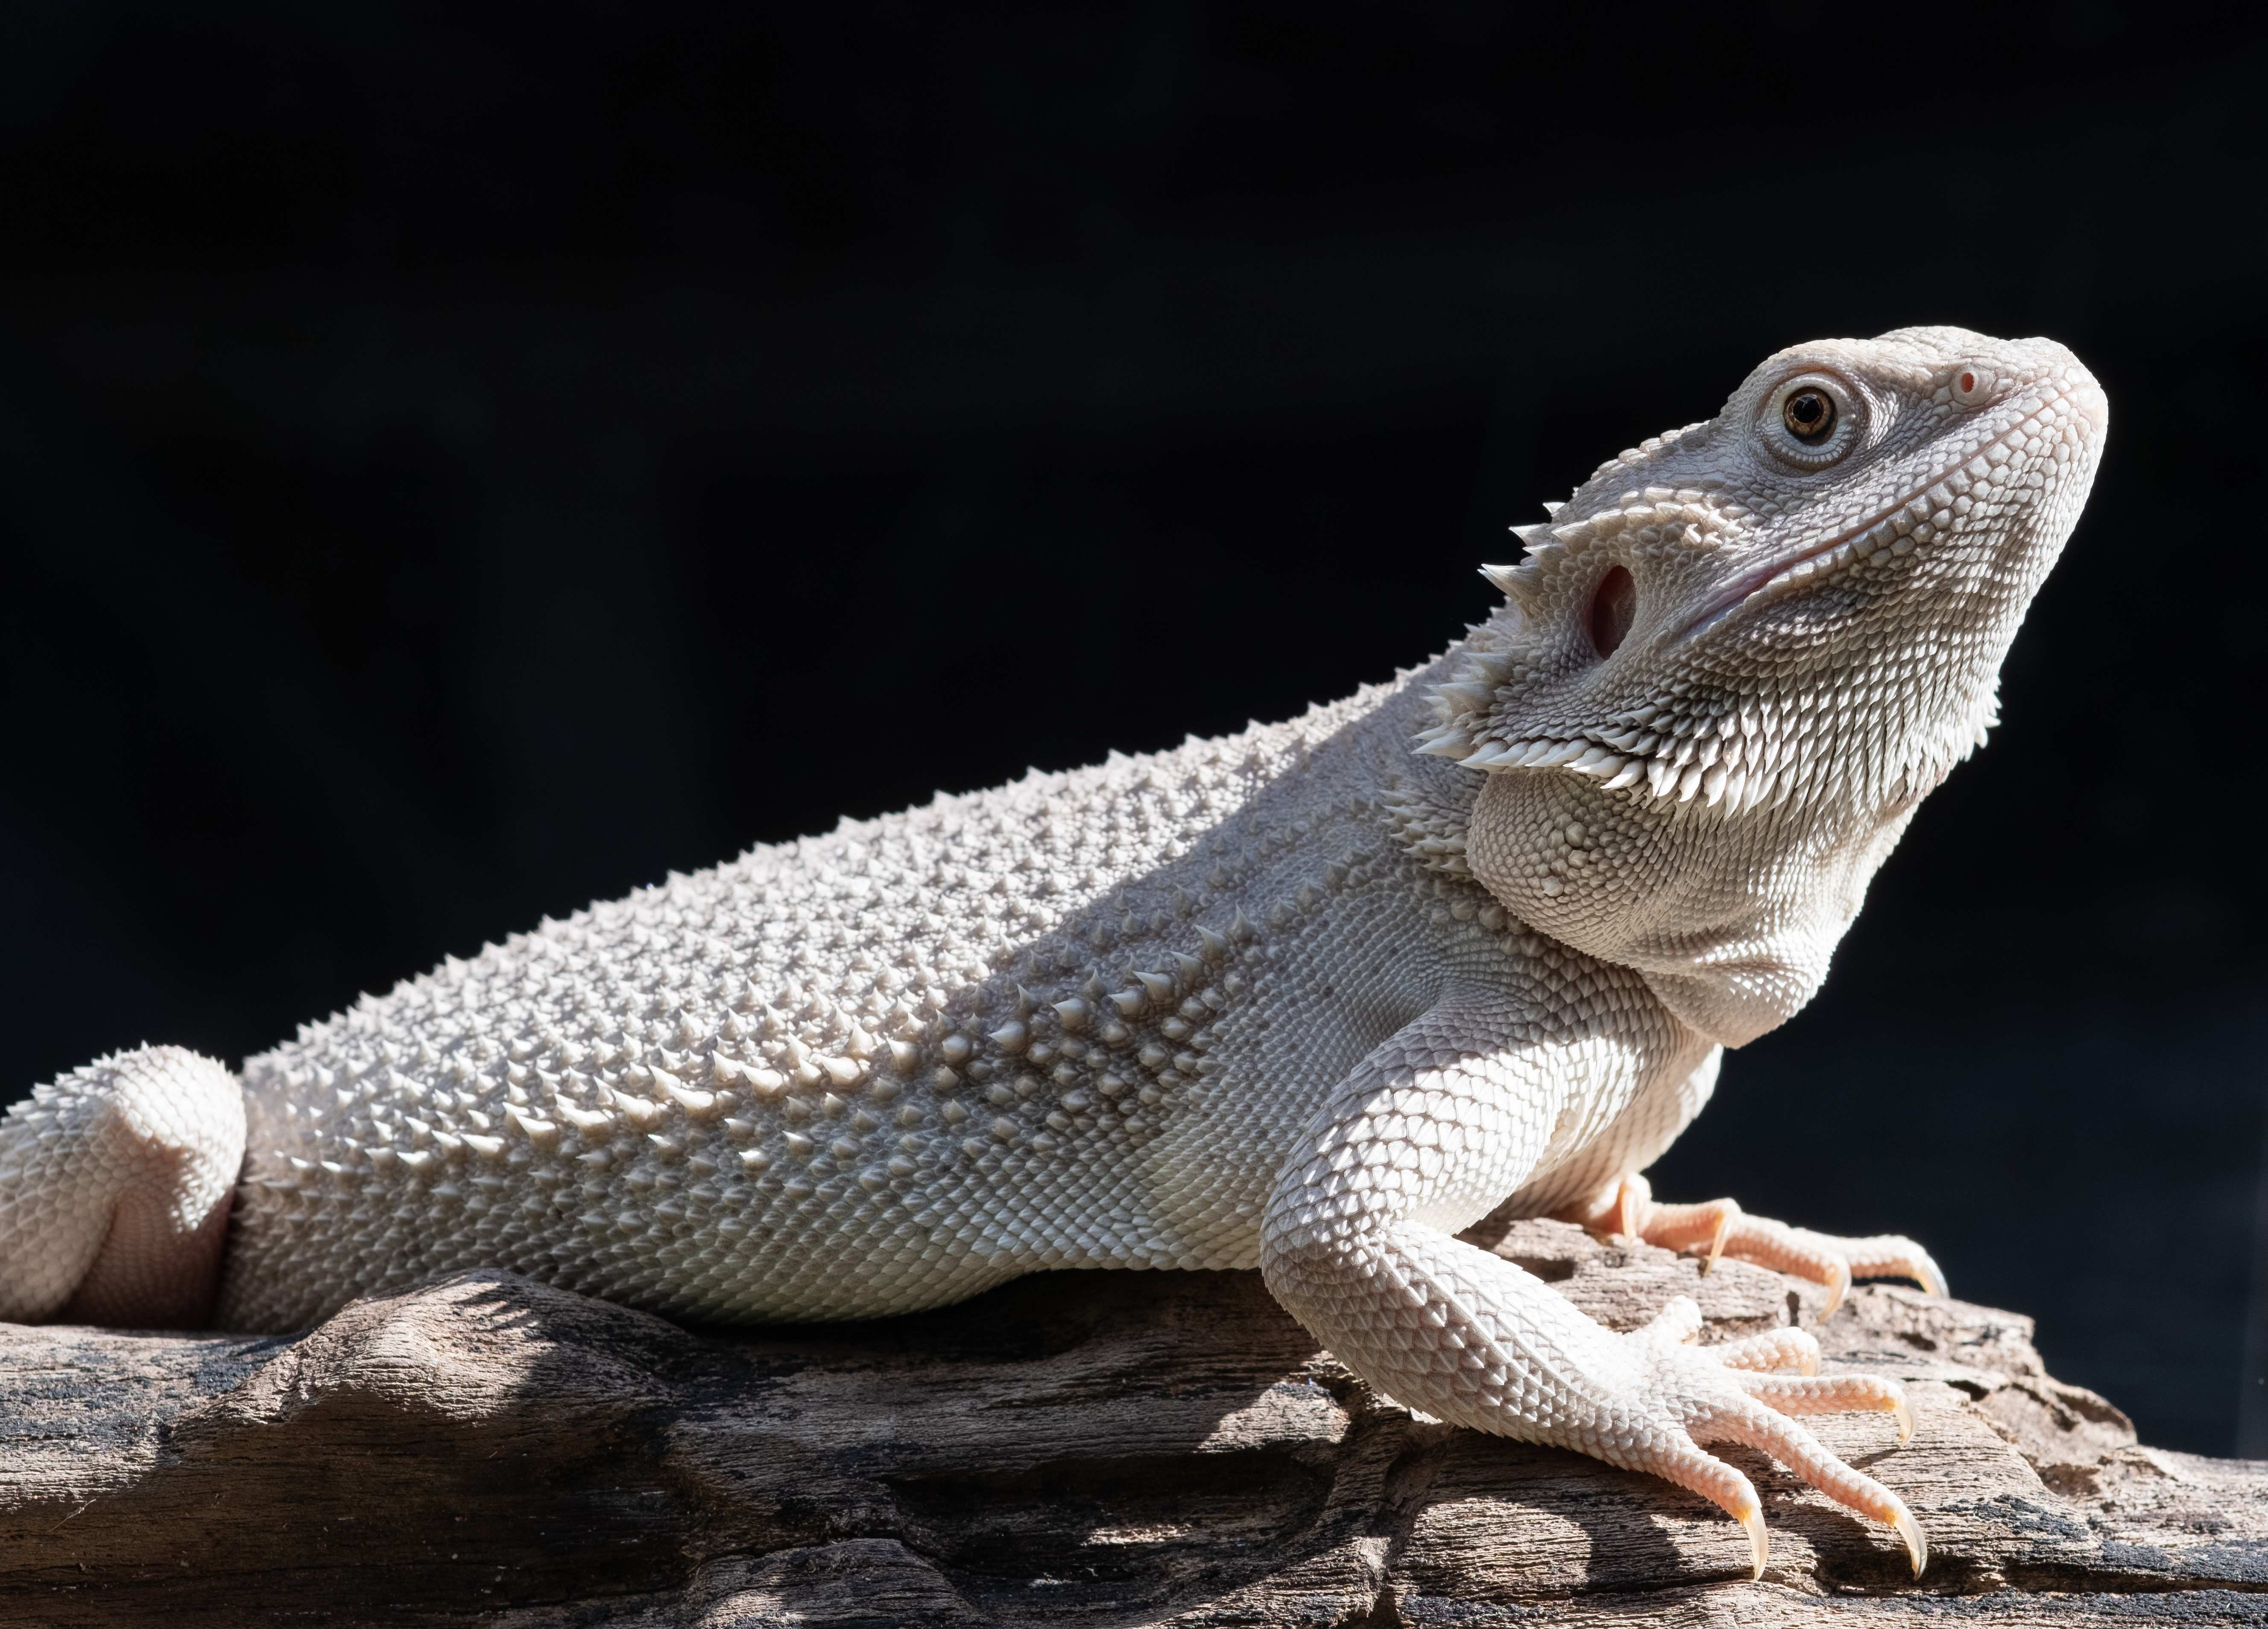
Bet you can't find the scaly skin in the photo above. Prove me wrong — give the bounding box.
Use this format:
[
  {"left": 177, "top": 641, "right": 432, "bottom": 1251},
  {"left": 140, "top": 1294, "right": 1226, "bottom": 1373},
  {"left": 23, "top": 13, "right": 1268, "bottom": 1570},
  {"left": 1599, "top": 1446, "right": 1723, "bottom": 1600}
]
[{"left": 0, "top": 327, "right": 2107, "bottom": 1580}]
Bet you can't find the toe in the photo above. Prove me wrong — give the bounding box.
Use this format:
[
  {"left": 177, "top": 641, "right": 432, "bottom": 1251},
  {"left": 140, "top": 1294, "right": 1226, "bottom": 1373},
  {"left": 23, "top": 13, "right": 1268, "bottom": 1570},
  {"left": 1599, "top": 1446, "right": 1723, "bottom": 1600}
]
[
  {"left": 1838, "top": 1236, "right": 1949, "bottom": 1299},
  {"left": 1609, "top": 1189, "right": 1949, "bottom": 1309},
  {"left": 1732, "top": 1370, "right": 1914, "bottom": 1446},
  {"left": 1635, "top": 1195, "right": 1742, "bottom": 1269},
  {"left": 1689, "top": 1394, "right": 1929, "bottom": 1575},
  {"left": 1617, "top": 1433, "right": 1771, "bottom": 1580},
  {"left": 1708, "top": 1325, "right": 1821, "bottom": 1375},
  {"left": 1715, "top": 1219, "right": 1945, "bottom": 1310},
  {"left": 1711, "top": 1215, "right": 1847, "bottom": 1299}
]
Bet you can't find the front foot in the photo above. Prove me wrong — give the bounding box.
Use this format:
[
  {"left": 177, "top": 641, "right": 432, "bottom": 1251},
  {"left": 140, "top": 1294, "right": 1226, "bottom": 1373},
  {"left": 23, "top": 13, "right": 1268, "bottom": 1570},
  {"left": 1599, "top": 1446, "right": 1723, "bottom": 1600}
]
[
  {"left": 1565, "top": 1173, "right": 1948, "bottom": 1317},
  {"left": 1617, "top": 1297, "right": 1926, "bottom": 1579},
  {"left": 1268, "top": 1221, "right": 1931, "bottom": 1581}
]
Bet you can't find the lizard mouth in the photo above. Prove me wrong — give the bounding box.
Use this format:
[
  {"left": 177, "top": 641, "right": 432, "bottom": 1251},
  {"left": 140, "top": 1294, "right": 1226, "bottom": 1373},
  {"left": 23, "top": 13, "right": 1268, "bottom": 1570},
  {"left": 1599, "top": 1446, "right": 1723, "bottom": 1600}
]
[{"left": 1670, "top": 385, "right": 2064, "bottom": 646}]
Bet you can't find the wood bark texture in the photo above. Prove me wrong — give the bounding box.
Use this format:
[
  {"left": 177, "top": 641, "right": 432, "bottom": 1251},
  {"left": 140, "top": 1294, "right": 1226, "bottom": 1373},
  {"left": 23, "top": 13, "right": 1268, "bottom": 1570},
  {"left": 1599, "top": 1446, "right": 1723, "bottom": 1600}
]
[{"left": 1, "top": 1218, "right": 2259, "bottom": 1626}]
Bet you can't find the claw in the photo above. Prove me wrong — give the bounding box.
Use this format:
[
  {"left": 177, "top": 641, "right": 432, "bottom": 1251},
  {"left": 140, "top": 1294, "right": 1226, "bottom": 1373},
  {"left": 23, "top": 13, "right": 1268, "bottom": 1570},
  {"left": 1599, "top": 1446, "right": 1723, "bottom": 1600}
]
[
  {"left": 1701, "top": 1205, "right": 1732, "bottom": 1275},
  {"left": 1613, "top": 1174, "right": 1643, "bottom": 1244},
  {"left": 1889, "top": 1497, "right": 1929, "bottom": 1577},
  {"left": 1893, "top": 1395, "right": 1914, "bottom": 1447},
  {"left": 1737, "top": 1497, "right": 1769, "bottom": 1580},
  {"left": 1817, "top": 1260, "right": 1850, "bottom": 1320}
]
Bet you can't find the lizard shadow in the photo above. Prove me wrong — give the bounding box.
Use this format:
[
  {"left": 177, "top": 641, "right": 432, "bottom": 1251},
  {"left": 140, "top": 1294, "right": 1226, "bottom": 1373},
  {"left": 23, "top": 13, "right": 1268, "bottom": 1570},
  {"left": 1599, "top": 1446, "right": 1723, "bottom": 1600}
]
[
  {"left": 1387, "top": 1421, "right": 1712, "bottom": 1602},
  {"left": 69, "top": 1264, "right": 1334, "bottom": 1625},
  {"left": 681, "top": 1265, "right": 1369, "bottom": 1623}
]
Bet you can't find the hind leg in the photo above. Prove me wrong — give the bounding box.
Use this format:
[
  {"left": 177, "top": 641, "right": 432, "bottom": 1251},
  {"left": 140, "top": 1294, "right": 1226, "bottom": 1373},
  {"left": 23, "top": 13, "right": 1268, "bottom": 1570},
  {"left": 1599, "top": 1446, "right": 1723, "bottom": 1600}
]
[{"left": 0, "top": 1046, "right": 244, "bottom": 1327}]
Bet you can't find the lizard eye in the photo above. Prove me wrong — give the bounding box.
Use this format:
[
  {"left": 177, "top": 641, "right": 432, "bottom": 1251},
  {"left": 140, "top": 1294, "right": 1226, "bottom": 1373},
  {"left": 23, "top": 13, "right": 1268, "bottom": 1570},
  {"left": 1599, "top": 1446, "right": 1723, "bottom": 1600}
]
[
  {"left": 1586, "top": 566, "right": 1636, "bottom": 659},
  {"left": 1762, "top": 373, "right": 1858, "bottom": 468},
  {"left": 1782, "top": 389, "right": 1835, "bottom": 443}
]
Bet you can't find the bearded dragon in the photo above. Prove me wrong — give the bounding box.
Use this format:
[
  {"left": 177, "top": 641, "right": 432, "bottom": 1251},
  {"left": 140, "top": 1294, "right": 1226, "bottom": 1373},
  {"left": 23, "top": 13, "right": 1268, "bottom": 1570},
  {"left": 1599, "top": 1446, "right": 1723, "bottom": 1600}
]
[{"left": 0, "top": 326, "right": 2106, "bottom": 1579}]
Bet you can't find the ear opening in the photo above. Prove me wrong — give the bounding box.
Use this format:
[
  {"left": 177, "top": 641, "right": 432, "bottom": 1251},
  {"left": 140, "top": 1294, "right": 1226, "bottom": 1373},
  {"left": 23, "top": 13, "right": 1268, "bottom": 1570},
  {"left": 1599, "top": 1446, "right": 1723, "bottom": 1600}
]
[{"left": 1586, "top": 567, "right": 1636, "bottom": 660}]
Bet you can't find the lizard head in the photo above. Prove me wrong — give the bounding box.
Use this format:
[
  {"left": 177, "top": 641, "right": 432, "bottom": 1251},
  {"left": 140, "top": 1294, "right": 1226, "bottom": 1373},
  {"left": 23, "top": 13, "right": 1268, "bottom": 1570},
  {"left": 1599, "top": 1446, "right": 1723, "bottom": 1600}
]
[{"left": 1431, "top": 327, "right": 2107, "bottom": 1045}]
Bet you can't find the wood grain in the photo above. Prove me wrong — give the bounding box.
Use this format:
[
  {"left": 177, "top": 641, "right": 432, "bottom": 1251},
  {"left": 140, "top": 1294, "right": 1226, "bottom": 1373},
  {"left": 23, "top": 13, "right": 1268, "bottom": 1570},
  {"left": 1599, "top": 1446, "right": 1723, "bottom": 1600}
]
[{"left": 2, "top": 1220, "right": 2259, "bottom": 1626}]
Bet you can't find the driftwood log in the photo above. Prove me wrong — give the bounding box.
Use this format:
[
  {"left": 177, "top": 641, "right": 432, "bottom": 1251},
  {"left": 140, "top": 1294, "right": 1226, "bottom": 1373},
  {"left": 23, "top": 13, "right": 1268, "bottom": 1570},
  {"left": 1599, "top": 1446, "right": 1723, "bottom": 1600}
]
[{"left": 0, "top": 1218, "right": 2260, "bottom": 1626}]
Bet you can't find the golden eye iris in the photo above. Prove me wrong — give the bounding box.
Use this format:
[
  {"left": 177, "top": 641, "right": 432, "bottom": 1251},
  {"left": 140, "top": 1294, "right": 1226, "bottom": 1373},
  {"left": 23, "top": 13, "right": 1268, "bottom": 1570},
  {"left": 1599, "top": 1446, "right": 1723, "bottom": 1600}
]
[{"left": 1782, "top": 388, "right": 1836, "bottom": 445}]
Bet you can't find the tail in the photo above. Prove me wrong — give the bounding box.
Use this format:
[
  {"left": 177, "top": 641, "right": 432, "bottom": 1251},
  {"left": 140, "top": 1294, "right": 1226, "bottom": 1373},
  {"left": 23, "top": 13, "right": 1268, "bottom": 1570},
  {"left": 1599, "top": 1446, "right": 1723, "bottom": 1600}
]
[{"left": 0, "top": 1045, "right": 244, "bottom": 1327}]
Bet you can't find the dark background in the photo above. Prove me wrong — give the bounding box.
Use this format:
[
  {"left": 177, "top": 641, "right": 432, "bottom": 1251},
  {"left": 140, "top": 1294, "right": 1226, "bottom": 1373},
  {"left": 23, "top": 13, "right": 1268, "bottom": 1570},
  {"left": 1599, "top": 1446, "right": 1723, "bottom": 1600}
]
[{"left": 2, "top": 3, "right": 2264, "bottom": 1456}]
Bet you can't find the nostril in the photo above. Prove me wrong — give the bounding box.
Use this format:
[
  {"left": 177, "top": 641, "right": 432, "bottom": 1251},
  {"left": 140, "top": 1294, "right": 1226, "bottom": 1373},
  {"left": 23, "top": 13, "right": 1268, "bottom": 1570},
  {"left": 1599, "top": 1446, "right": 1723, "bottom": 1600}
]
[{"left": 1586, "top": 566, "right": 1636, "bottom": 659}]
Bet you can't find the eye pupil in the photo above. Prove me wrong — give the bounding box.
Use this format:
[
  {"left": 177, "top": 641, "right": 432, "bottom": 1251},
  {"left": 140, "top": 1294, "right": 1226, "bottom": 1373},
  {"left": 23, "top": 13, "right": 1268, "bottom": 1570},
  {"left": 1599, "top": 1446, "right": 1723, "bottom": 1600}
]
[{"left": 1782, "top": 388, "right": 1836, "bottom": 445}]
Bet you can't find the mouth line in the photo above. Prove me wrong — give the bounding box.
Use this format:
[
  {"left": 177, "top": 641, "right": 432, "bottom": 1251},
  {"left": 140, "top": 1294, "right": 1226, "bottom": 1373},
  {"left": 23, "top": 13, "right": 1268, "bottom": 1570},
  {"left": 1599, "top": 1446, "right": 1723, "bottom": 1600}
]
[{"left": 1668, "top": 386, "right": 2062, "bottom": 646}]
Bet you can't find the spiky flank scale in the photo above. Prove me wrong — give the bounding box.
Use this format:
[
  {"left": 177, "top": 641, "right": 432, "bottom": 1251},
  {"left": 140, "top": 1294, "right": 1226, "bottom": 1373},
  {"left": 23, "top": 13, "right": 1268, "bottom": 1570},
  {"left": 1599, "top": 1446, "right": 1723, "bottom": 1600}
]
[{"left": 0, "top": 328, "right": 2106, "bottom": 1581}]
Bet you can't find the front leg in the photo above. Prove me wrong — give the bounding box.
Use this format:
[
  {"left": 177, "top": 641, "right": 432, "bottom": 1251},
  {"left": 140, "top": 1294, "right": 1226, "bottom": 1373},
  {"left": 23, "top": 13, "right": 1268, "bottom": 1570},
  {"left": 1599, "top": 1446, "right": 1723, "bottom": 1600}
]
[
  {"left": 1258, "top": 988, "right": 1926, "bottom": 1579},
  {"left": 1560, "top": 1173, "right": 1948, "bottom": 1318}
]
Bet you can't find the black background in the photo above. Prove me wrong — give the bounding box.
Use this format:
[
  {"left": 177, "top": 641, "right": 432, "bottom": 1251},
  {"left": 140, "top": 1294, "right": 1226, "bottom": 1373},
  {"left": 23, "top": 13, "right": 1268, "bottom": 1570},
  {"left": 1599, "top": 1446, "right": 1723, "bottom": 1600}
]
[{"left": 2, "top": 3, "right": 2264, "bottom": 1455}]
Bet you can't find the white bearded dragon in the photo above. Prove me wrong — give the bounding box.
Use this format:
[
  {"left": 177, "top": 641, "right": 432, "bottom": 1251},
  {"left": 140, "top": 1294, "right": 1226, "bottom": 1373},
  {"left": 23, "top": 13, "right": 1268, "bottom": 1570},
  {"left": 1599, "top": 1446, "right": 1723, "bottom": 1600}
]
[{"left": 0, "top": 326, "right": 2107, "bottom": 1579}]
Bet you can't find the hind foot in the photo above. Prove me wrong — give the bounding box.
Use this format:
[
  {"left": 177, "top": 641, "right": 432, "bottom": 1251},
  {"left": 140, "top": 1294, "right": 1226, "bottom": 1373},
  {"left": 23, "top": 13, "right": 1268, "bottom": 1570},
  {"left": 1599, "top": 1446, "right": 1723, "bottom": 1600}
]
[{"left": 0, "top": 1045, "right": 244, "bottom": 1326}]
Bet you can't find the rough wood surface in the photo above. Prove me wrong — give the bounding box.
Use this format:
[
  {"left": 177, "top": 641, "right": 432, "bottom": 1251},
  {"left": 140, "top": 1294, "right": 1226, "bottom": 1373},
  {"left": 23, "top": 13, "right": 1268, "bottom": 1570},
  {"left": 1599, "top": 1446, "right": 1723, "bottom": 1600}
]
[{"left": 1, "top": 1219, "right": 2259, "bottom": 1626}]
